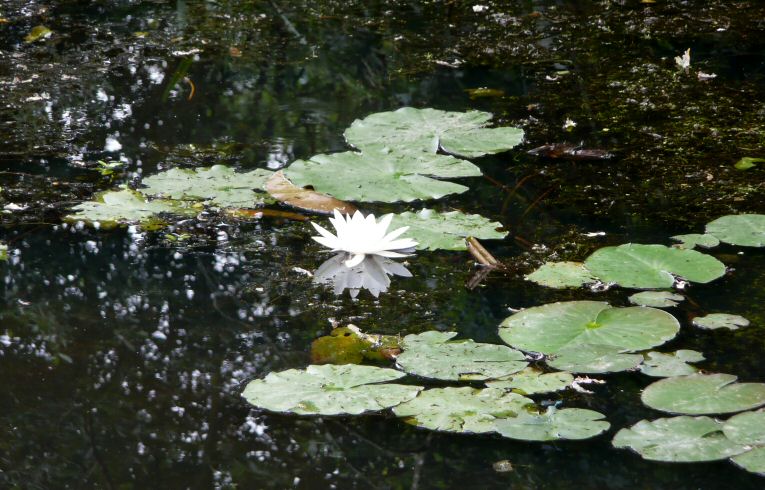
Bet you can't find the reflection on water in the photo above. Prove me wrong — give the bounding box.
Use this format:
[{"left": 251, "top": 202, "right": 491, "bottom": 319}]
[{"left": 313, "top": 253, "right": 412, "bottom": 298}]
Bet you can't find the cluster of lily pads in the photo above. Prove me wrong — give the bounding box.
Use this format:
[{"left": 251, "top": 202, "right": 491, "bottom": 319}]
[
  {"left": 244, "top": 212, "right": 765, "bottom": 476},
  {"left": 67, "top": 108, "right": 523, "bottom": 252}
]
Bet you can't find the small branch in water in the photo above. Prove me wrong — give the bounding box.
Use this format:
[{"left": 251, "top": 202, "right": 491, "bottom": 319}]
[
  {"left": 466, "top": 236, "right": 501, "bottom": 269},
  {"left": 183, "top": 77, "right": 195, "bottom": 101}
]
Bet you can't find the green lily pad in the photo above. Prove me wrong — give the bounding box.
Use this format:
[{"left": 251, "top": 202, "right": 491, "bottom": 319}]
[
  {"left": 628, "top": 291, "right": 684, "bottom": 308},
  {"left": 140, "top": 165, "right": 274, "bottom": 208},
  {"left": 486, "top": 368, "right": 574, "bottom": 395},
  {"left": 391, "top": 209, "right": 507, "bottom": 251},
  {"left": 499, "top": 301, "right": 680, "bottom": 354},
  {"left": 706, "top": 214, "right": 765, "bottom": 247},
  {"left": 547, "top": 344, "right": 643, "bottom": 374},
  {"left": 525, "top": 262, "right": 597, "bottom": 289},
  {"left": 692, "top": 313, "right": 750, "bottom": 330},
  {"left": 392, "top": 387, "right": 534, "bottom": 434},
  {"left": 343, "top": 107, "right": 525, "bottom": 158},
  {"left": 396, "top": 331, "right": 527, "bottom": 381},
  {"left": 494, "top": 407, "right": 609, "bottom": 441},
  {"left": 584, "top": 244, "right": 726, "bottom": 289},
  {"left": 734, "top": 157, "right": 765, "bottom": 171},
  {"left": 732, "top": 447, "right": 765, "bottom": 476},
  {"left": 283, "top": 147, "right": 479, "bottom": 203},
  {"left": 671, "top": 233, "right": 720, "bottom": 250},
  {"left": 613, "top": 416, "right": 749, "bottom": 462},
  {"left": 641, "top": 373, "right": 765, "bottom": 415},
  {"left": 723, "top": 409, "right": 765, "bottom": 445},
  {"left": 66, "top": 189, "right": 195, "bottom": 226},
  {"left": 241, "top": 364, "right": 422, "bottom": 415},
  {"left": 639, "top": 350, "right": 705, "bottom": 378}
]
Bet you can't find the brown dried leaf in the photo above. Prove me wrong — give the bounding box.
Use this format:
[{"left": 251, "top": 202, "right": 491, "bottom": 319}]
[{"left": 265, "top": 170, "right": 357, "bottom": 215}]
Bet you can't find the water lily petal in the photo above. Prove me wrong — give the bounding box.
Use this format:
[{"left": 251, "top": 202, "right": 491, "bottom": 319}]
[{"left": 344, "top": 253, "right": 366, "bottom": 267}]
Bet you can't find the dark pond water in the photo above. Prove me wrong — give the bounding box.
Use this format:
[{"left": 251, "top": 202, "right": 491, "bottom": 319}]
[{"left": 1, "top": 0, "right": 765, "bottom": 488}]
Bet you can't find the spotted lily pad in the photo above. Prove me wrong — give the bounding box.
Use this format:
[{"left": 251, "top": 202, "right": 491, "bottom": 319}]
[
  {"left": 671, "top": 233, "right": 720, "bottom": 250},
  {"left": 525, "top": 262, "right": 597, "bottom": 289},
  {"left": 641, "top": 373, "right": 765, "bottom": 415},
  {"left": 344, "top": 107, "right": 525, "bottom": 158},
  {"left": 639, "top": 350, "right": 705, "bottom": 378},
  {"left": 692, "top": 313, "right": 750, "bottom": 330},
  {"left": 66, "top": 189, "right": 195, "bottom": 226},
  {"left": 584, "top": 244, "right": 726, "bottom": 289},
  {"left": 391, "top": 209, "right": 507, "bottom": 251},
  {"left": 499, "top": 301, "right": 680, "bottom": 355},
  {"left": 486, "top": 368, "right": 574, "bottom": 395},
  {"left": 284, "top": 147, "right": 480, "bottom": 203},
  {"left": 140, "top": 165, "right": 274, "bottom": 208},
  {"left": 547, "top": 344, "right": 643, "bottom": 374},
  {"left": 241, "top": 364, "right": 422, "bottom": 415},
  {"left": 706, "top": 214, "right": 765, "bottom": 247},
  {"left": 613, "top": 416, "right": 749, "bottom": 462},
  {"left": 392, "top": 387, "right": 534, "bottom": 434},
  {"left": 396, "top": 331, "right": 527, "bottom": 381},
  {"left": 494, "top": 407, "right": 609, "bottom": 441},
  {"left": 628, "top": 291, "right": 684, "bottom": 308}
]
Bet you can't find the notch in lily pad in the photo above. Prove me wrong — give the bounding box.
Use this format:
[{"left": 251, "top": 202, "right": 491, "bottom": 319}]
[
  {"left": 692, "top": 313, "right": 750, "bottom": 331},
  {"left": 639, "top": 350, "right": 704, "bottom": 378},
  {"left": 641, "top": 373, "right": 765, "bottom": 415},
  {"left": 390, "top": 209, "right": 507, "bottom": 251},
  {"left": 628, "top": 291, "right": 684, "bottom": 308},
  {"left": 494, "top": 406, "right": 610, "bottom": 441},
  {"left": 706, "top": 214, "right": 765, "bottom": 247}
]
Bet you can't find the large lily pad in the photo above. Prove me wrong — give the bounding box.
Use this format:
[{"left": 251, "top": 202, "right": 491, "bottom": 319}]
[
  {"left": 583, "top": 244, "right": 726, "bottom": 289},
  {"left": 692, "top": 313, "right": 750, "bottom": 331},
  {"left": 241, "top": 364, "right": 422, "bottom": 415},
  {"left": 628, "top": 291, "right": 684, "bottom": 308},
  {"left": 525, "top": 262, "right": 597, "bottom": 289},
  {"left": 396, "top": 331, "right": 527, "bottom": 381},
  {"left": 706, "top": 214, "right": 765, "bottom": 247},
  {"left": 639, "top": 350, "right": 704, "bottom": 378},
  {"left": 613, "top": 416, "right": 749, "bottom": 462},
  {"left": 66, "top": 189, "right": 195, "bottom": 226},
  {"left": 494, "top": 407, "right": 609, "bottom": 441},
  {"left": 723, "top": 409, "right": 765, "bottom": 446},
  {"left": 641, "top": 373, "right": 765, "bottom": 415},
  {"left": 547, "top": 344, "right": 643, "bottom": 374},
  {"left": 140, "top": 165, "right": 274, "bottom": 208},
  {"left": 392, "top": 387, "right": 534, "bottom": 434},
  {"left": 344, "top": 107, "right": 525, "bottom": 158},
  {"left": 390, "top": 209, "right": 507, "bottom": 251},
  {"left": 486, "top": 368, "right": 574, "bottom": 395},
  {"left": 284, "top": 148, "right": 480, "bottom": 203},
  {"left": 499, "top": 301, "right": 680, "bottom": 355}
]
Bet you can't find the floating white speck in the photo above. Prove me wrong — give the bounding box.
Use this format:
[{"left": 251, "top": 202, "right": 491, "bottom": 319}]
[
  {"left": 472, "top": 4, "right": 488, "bottom": 12},
  {"left": 104, "top": 136, "right": 122, "bottom": 152}
]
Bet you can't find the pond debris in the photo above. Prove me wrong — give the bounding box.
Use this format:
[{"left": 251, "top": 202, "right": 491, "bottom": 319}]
[
  {"left": 675, "top": 48, "right": 691, "bottom": 71},
  {"left": 265, "top": 171, "right": 356, "bottom": 215},
  {"left": 466, "top": 236, "right": 501, "bottom": 268},
  {"left": 571, "top": 376, "right": 606, "bottom": 394},
  {"left": 527, "top": 143, "right": 614, "bottom": 161}
]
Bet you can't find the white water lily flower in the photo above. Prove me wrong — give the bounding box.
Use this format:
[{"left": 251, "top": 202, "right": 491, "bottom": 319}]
[
  {"left": 311, "top": 209, "right": 418, "bottom": 267},
  {"left": 675, "top": 48, "right": 691, "bottom": 71}
]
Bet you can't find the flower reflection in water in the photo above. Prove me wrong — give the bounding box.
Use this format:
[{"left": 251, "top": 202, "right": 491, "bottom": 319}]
[{"left": 313, "top": 253, "right": 413, "bottom": 298}]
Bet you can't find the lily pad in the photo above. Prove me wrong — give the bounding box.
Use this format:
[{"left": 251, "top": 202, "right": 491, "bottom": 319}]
[
  {"left": 486, "top": 368, "right": 574, "bottom": 395},
  {"left": 344, "top": 107, "right": 525, "bottom": 158},
  {"left": 641, "top": 373, "right": 765, "bottom": 415},
  {"left": 494, "top": 407, "right": 609, "bottom": 441},
  {"left": 628, "top": 291, "right": 684, "bottom": 308},
  {"left": 525, "top": 262, "right": 597, "bottom": 289},
  {"left": 723, "top": 409, "right": 765, "bottom": 446},
  {"left": 671, "top": 233, "right": 720, "bottom": 250},
  {"left": 499, "top": 301, "right": 680, "bottom": 355},
  {"left": 25, "top": 25, "right": 53, "bottom": 43},
  {"left": 241, "top": 364, "right": 422, "bottom": 416},
  {"left": 310, "top": 326, "right": 400, "bottom": 365},
  {"left": 396, "top": 331, "right": 528, "bottom": 381},
  {"left": 140, "top": 165, "right": 274, "bottom": 208},
  {"left": 639, "top": 350, "right": 705, "bottom": 378},
  {"left": 692, "top": 313, "right": 750, "bottom": 331},
  {"left": 613, "top": 416, "right": 749, "bottom": 462},
  {"left": 66, "top": 189, "right": 195, "bottom": 226},
  {"left": 391, "top": 209, "right": 506, "bottom": 251},
  {"left": 547, "top": 344, "right": 643, "bottom": 374},
  {"left": 392, "top": 387, "right": 534, "bottom": 434},
  {"left": 584, "top": 244, "right": 726, "bottom": 289},
  {"left": 706, "top": 214, "right": 765, "bottom": 247},
  {"left": 732, "top": 447, "right": 765, "bottom": 476},
  {"left": 284, "top": 147, "right": 479, "bottom": 203},
  {"left": 734, "top": 157, "right": 765, "bottom": 171}
]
